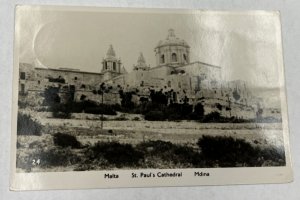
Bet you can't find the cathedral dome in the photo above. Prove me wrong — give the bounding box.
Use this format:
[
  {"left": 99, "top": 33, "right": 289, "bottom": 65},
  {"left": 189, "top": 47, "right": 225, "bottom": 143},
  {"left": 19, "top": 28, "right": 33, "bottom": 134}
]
[
  {"left": 154, "top": 29, "right": 190, "bottom": 67},
  {"left": 155, "top": 29, "right": 189, "bottom": 49}
]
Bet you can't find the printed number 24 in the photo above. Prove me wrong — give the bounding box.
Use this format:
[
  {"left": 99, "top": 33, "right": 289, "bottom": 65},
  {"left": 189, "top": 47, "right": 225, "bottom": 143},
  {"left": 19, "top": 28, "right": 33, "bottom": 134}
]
[{"left": 32, "top": 159, "right": 40, "bottom": 166}]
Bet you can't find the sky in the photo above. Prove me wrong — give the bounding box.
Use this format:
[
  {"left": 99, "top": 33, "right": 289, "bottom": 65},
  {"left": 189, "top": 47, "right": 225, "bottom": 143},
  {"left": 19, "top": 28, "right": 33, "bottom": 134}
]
[{"left": 16, "top": 6, "right": 284, "bottom": 92}]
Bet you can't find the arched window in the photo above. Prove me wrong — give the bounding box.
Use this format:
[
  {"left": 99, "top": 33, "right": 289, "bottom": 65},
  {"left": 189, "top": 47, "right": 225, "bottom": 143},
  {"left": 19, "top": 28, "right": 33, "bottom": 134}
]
[
  {"left": 172, "top": 53, "right": 177, "bottom": 62},
  {"left": 74, "top": 77, "right": 78, "bottom": 80},
  {"left": 178, "top": 82, "right": 181, "bottom": 88},
  {"left": 160, "top": 54, "right": 165, "bottom": 64},
  {"left": 183, "top": 54, "right": 187, "bottom": 62},
  {"left": 105, "top": 62, "right": 108, "bottom": 70}
]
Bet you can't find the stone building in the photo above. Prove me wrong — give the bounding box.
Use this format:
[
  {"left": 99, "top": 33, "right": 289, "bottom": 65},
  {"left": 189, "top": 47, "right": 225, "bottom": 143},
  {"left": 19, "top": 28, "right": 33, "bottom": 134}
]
[
  {"left": 18, "top": 29, "right": 279, "bottom": 120},
  {"left": 18, "top": 45, "right": 125, "bottom": 106},
  {"left": 104, "top": 29, "right": 267, "bottom": 119}
]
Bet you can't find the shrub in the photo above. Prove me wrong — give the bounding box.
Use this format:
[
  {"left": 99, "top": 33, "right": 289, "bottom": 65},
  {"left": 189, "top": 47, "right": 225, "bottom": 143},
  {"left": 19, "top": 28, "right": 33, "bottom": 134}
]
[
  {"left": 87, "top": 142, "right": 144, "bottom": 167},
  {"left": 74, "top": 102, "right": 118, "bottom": 115},
  {"left": 137, "top": 140, "right": 201, "bottom": 166},
  {"left": 202, "top": 112, "right": 221, "bottom": 122},
  {"left": 144, "top": 110, "right": 166, "bottom": 121},
  {"left": 190, "top": 103, "right": 204, "bottom": 120},
  {"left": 259, "top": 146, "right": 286, "bottom": 165},
  {"left": 197, "top": 135, "right": 261, "bottom": 167},
  {"left": 132, "top": 117, "right": 140, "bottom": 121},
  {"left": 52, "top": 111, "right": 71, "bottom": 119},
  {"left": 17, "top": 113, "right": 42, "bottom": 136},
  {"left": 215, "top": 103, "right": 223, "bottom": 111},
  {"left": 18, "top": 100, "right": 28, "bottom": 109},
  {"left": 53, "top": 132, "right": 82, "bottom": 148},
  {"left": 35, "top": 147, "right": 81, "bottom": 167},
  {"left": 172, "top": 145, "right": 202, "bottom": 166},
  {"left": 141, "top": 102, "right": 203, "bottom": 121},
  {"left": 137, "top": 140, "right": 174, "bottom": 154},
  {"left": 113, "top": 114, "right": 128, "bottom": 121},
  {"left": 48, "top": 97, "right": 118, "bottom": 117},
  {"left": 84, "top": 107, "right": 117, "bottom": 115},
  {"left": 51, "top": 103, "right": 72, "bottom": 119},
  {"left": 43, "top": 86, "right": 60, "bottom": 106},
  {"left": 163, "top": 103, "right": 191, "bottom": 120},
  {"left": 119, "top": 91, "right": 135, "bottom": 109},
  {"left": 16, "top": 147, "right": 81, "bottom": 170}
]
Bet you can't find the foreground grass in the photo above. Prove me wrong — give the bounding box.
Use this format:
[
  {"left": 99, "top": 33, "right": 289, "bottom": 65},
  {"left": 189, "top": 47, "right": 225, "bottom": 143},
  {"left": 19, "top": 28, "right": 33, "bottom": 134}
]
[{"left": 16, "top": 133, "right": 286, "bottom": 172}]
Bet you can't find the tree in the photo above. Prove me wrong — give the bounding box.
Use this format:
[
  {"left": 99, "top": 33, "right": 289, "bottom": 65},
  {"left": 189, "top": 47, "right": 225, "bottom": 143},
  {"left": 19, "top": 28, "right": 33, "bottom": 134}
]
[
  {"left": 149, "top": 89, "right": 168, "bottom": 106},
  {"left": 97, "top": 82, "right": 112, "bottom": 129},
  {"left": 192, "top": 103, "right": 204, "bottom": 119},
  {"left": 119, "top": 90, "right": 135, "bottom": 109},
  {"left": 43, "top": 86, "right": 60, "bottom": 106}
]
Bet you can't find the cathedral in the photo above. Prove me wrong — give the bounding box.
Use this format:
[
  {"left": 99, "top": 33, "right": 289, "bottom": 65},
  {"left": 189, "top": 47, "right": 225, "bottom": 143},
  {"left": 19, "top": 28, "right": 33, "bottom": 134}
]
[{"left": 18, "top": 29, "right": 280, "bottom": 120}]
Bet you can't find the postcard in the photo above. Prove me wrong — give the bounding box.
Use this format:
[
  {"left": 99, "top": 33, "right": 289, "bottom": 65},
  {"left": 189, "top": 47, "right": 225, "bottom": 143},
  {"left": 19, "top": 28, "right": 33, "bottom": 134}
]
[{"left": 10, "top": 5, "right": 293, "bottom": 190}]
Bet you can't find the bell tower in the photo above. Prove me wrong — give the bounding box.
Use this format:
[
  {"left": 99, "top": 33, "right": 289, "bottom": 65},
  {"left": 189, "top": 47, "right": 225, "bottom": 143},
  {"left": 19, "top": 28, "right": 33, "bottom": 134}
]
[
  {"left": 101, "top": 45, "right": 122, "bottom": 81},
  {"left": 102, "top": 45, "right": 122, "bottom": 73}
]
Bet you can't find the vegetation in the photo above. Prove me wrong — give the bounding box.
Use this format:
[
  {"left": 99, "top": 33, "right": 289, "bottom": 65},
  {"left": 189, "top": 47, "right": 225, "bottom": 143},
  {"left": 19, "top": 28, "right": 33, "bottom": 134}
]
[
  {"left": 16, "top": 133, "right": 286, "bottom": 171},
  {"left": 43, "top": 86, "right": 61, "bottom": 106},
  {"left": 117, "top": 89, "right": 205, "bottom": 121},
  {"left": 119, "top": 90, "right": 135, "bottom": 111},
  {"left": 197, "top": 135, "right": 259, "bottom": 167},
  {"left": 17, "top": 113, "right": 42, "bottom": 136},
  {"left": 86, "top": 142, "right": 144, "bottom": 167},
  {"left": 38, "top": 147, "right": 81, "bottom": 167},
  {"left": 117, "top": 89, "right": 254, "bottom": 122},
  {"left": 197, "top": 135, "right": 285, "bottom": 167},
  {"left": 18, "top": 100, "right": 28, "bottom": 109},
  {"left": 202, "top": 112, "right": 254, "bottom": 123},
  {"left": 144, "top": 110, "right": 166, "bottom": 121},
  {"left": 53, "top": 132, "right": 82, "bottom": 148},
  {"left": 39, "top": 85, "right": 275, "bottom": 123},
  {"left": 44, "top": 85, "right": 118, "bottom": 118},
  {"left": 136, "top": 140, "right": 202, "bottom": 167}
]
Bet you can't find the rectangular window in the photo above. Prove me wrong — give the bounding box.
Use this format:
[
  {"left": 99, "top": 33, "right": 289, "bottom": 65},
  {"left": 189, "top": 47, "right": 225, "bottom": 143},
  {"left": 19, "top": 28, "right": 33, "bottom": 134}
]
[
  {"left": 20, "top": 72, "right": 26, "bottom": 80},
  {"left": 20, "top": 84, "right": 25, "bottom": 94}
]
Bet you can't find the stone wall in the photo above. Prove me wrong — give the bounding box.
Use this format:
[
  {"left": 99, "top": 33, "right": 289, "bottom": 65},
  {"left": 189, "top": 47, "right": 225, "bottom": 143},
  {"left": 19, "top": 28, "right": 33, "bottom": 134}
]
[{"left": 74, "top": 90, "right": 121, "bottom": 105}]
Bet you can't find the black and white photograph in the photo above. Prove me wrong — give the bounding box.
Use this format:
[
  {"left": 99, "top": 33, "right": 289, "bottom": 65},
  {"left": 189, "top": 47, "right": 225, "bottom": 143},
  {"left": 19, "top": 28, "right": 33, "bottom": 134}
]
[{"left": 10, "top": 6, "right": 292, "bottom": 189}]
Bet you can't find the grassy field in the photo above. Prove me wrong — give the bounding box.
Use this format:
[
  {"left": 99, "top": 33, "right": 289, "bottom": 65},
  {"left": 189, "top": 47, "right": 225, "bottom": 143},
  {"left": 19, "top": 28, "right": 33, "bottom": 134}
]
[{"left": 16, "top": 111, "right": 286, "bottom": 172}]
